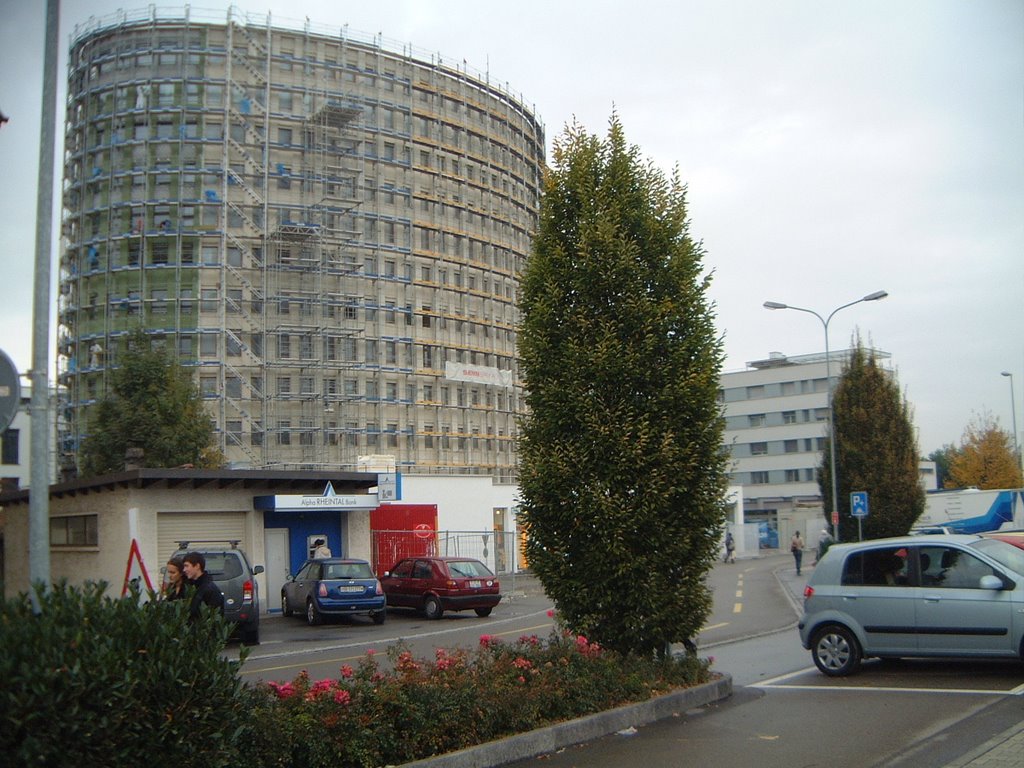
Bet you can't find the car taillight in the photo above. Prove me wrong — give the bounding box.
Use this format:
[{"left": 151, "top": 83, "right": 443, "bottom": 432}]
[
  {"left": 803, "top": 585, "right": 814, "bottom": 598},
  {"left": 319, "top": 583, "right": 328, "bottom": 597},
  {"left": 375, "top": 581, "right": 383, "bottom": 595},
  {"left": 243, "top": 580, "right": 254, "bottom": 602}
]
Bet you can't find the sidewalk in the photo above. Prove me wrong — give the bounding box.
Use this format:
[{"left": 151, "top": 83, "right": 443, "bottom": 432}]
[{"left": 773, "top": 561, "right": 1024, "bottom": 768}]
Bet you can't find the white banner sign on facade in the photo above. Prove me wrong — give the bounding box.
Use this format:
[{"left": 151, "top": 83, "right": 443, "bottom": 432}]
[{"left": 444, "top": 361, "right": 513, "bottom": 388}]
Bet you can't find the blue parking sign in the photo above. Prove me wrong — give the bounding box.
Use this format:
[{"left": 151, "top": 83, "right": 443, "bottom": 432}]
[{"left": 850, "top": 491, "right": 869, "bottom": 518}]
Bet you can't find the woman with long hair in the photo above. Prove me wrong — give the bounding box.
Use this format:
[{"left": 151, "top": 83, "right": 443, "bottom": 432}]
[{"left": 163, "top": 555, "right": 188, "bottom": 601}]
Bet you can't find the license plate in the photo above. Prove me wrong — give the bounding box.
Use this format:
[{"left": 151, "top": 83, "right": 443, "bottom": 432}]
[
  {"left": 339, "top": 585, "right": 364, "bottom": 593},
  {"left": 468, "top": 580, "right": 482, "bottom": 588}
]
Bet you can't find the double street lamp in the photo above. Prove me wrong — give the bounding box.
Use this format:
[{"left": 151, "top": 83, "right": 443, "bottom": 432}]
[{"left": 763, "top": 290, "right": 889, "bottom": 543}]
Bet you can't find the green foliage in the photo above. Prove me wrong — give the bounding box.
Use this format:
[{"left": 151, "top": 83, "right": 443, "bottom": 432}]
[
  {"left": 78, "top": 328, "right": 224, "bottom": 476},
  {"left": 927, "top": 444, "right": 957, "bottom": 489},
  {"left": 248, "top": 628, "right": 712, "bottom": 768},
  {"left": 516, "top": 114, "right": 728, "bottom": 656},
  {"left": 0, "top": 584, "right": 713, "bottom": 768},
  {"left": 0, "top": 581, "right": 249, "bottom": 767},
  {"left": 946, "top": 412, "right": 1022, "bottom": 489},
  {"left": 819, "top": 338, "right": 924, "bottom": 540}
]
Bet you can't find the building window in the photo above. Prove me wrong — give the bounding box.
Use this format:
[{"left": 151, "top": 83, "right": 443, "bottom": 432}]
[
  {"left": 783, "top": 411, "right": 796, "bottom": 424},
  {"left": 1, "top": 428, "right": 19, "bottom": 465},
  {"left": 751, "top": 471, "right": 770, "bottom": 485},
  {"left": 748, "top": 414, "right": 765, "bottom": 428},
  {"left": 750, "top": 442, "right": 768, "bottom": 456},
  {"left": 746, "top": 385, "right": 765, "bottom": 400},
  {"left": 277, "top": 420, "right": 291, "bottom": 445},
  {"left": 785, "top": 469, "right": 801, "bottom": 482},
  {"left": 50, "top": 515, "right": 98, "bottom": 547},
  {"left": 784, "top": 439, "right": 798, "bottom": 453}
]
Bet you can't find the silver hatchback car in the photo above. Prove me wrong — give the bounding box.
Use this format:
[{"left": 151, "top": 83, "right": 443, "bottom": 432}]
[{"left": 799, "top": 534, "right": 1024, "bottom": 676}]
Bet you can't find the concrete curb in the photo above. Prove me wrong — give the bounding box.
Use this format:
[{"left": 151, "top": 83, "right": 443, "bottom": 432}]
[{"left": 399, "top": 674, "right": 733, "bottom": 768}]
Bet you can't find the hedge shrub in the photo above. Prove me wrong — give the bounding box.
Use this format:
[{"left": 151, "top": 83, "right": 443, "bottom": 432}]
[{"left": 0, "top": 581, "right": 250, "bottom": 768}]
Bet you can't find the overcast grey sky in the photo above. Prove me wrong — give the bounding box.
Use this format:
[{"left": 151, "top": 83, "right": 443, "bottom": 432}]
[{"left": 1, "top": 0, "right": 1021, "bottom": 455}]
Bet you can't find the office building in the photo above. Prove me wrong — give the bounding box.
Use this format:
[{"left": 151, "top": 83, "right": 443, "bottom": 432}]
[
  {"left": 56, "top": 7, "right": 545, "bottom": 482},
  {"left": 720, "top": 349, "right": 893, "bottom": 532}
]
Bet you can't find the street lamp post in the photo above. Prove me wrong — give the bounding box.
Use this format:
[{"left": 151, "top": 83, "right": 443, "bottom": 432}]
[
  {"left": 763, "top": 291, "right": 888, "bottom": 543},
  {"left": 1001, "top": 371, "right": 1023, "bottom": 481}
]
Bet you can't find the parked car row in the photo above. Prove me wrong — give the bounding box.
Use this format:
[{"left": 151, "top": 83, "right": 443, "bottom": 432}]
[
  {"left": 162, "top": 544, "right": 503, "bottom": 643},
  {"left": 280, "top": 555, "right": 502, "bottom": 627}
]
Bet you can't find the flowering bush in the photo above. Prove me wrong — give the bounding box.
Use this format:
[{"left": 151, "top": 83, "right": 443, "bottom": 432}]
[{"left": 247, "top": 623, "right": 713, "bottom": 768}]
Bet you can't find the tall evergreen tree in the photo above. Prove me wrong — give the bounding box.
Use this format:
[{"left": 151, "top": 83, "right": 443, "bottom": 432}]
[
  {"left": 819, "top": 338, "right": 923, "bottom": 540},
  {"left": 79, "top": 329, "right": 224, "bottom": 477},
  {"left": 947, "top": 413, "right": 1022, "bottom": 489},
  {"left": 517, "top": 116, "right": 728, "bottom": 657}
]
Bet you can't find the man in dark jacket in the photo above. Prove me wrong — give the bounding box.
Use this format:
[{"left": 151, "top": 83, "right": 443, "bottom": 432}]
[{"left": 182, "top": 551, "right": 225, "bottom": 621}]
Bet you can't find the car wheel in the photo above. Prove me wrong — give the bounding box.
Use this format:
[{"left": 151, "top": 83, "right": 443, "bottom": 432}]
[
  {"left": 241, "top": 623, "right": 260, "bottom": 645},
  {"left": 371, "top": 609, "right": 386, "bottom": 625},
  {"left": 474, "top": 607, "right": 492, "bottom": 617},
  {"left": 281, "top": 594, "right": 292, "bottom": 617},
  {"left": 423, "top": 595, "right": 443, "bottom": 620},
  {"left": 306, "top": 599, "right": 322, "bottom": 626},
  {"left": 811, "top": 624, "right": 861, "bottom": 677}
]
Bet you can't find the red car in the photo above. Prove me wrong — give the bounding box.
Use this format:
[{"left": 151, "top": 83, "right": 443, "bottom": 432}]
[
  {"left": 983, "top": 531, "right": 1024, "bottom": 550},
  {"left": 381, "top": 556, "right": 501, "bottom": 619}
]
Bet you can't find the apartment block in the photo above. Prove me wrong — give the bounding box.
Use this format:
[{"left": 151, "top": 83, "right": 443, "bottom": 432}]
[
  {"left": 720, "top": 350, "right": 893, "bottom": 529},
  {"left": 56, "top": 8, "right": 545, "bottom": 481}
]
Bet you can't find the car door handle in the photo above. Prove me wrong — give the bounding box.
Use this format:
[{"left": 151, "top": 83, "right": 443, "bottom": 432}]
[
  {"left": 841, "top": 593, "right": 858, "bottom": 600},
  {"left": 923, "top": 595, "right": 941, "bottom": 603}
]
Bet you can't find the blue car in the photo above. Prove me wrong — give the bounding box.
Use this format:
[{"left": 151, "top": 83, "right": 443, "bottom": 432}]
[{"left": 281, "top": 558, "right": 386, "bottom": 626}]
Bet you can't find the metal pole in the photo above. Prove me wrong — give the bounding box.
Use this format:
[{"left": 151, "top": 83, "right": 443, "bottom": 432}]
[
  {"left": 29, "top": 0, "right": 60, "bottom": 589},
  {"left": 1002, "top": 372, "right": 1022, "bottom": 481},
  {"left": 823, "top": 314, "right": 840, "bottom": 543}
]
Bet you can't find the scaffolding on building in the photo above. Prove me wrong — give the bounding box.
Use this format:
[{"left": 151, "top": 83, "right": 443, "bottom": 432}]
[{"left": 56, "top": 8, "right": 544, "bottom": 482}]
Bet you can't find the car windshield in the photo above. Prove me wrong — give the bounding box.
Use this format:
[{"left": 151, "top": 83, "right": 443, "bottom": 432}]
[
  {"left": 324, "top": 562, "right": 374, "bottom": 580},
  {"left": 447, "top": 560, "right": 492, "bottom": 578},
  {"left": 970, "top": 538, "right": 1024, "bottom": 577}
]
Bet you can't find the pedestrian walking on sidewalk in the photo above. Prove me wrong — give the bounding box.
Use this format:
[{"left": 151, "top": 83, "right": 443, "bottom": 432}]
[
  {"left": 790, "top": 531, "right": 804, "bottom": 576},
  {"left": 723, "top": 531, "right": 736, "bottom": 564}
]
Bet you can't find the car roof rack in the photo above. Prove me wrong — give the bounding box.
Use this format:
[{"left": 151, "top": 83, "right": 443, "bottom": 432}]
[{"left": 176, "top": 539, "right": 241, "bottom": 549}]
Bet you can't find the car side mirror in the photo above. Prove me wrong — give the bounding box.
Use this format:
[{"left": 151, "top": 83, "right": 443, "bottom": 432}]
[
  {"left": 253, "top": 565, "right": 265, "bottom": 575},
  {"left": 980, "top": 574, "right": 1005, "bottom": 590}
]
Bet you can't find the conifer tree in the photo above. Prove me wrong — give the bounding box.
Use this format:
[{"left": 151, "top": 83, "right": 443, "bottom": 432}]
[
  {"left": 79, "top": 329, "right": 224, "bottom": 477},
  {"left": 517, "top": 115, "right": 728, "bottom": 657},
  {"left": 819, "top": 338, "right": 923, "bottom": 540}
]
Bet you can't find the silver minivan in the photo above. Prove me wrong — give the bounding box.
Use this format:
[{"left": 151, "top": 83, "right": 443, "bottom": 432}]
[{"left": 799, "top": 534, "right": 1024, "bottom": 676}]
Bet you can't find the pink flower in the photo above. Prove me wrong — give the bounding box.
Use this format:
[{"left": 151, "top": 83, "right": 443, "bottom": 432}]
[
  {"left": 546, "top": 609, "right": 555, "bottom": 618},
  {"left": 340, "top": 665, "right": 354, "bottom": 679},
  {"left": 513, "top": 657, "right": 533, "bottom": 670},
  {"left": 366, "top": 648, "right": 377, "bottom": 656},
  {"left": 479, "top": 634, "right": 500, "bottom": 648},
  {"left": 267, "top": 681, "right": 296, "bottom": 699},
  {"left": 333, "top": 689, "right": 351, "bottom": 706},
  {"left": 517, "top": 675, "right": 526, "bottom": 684}
]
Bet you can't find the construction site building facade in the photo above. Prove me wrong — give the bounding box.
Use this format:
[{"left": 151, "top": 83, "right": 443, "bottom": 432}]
[{"left": 57, "top": 8, "right": 545, "bottom": 482}]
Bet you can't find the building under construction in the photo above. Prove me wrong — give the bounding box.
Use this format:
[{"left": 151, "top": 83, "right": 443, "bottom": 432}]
[{"left": 57, "top": 7, "right": 545, "bottom": 482}]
